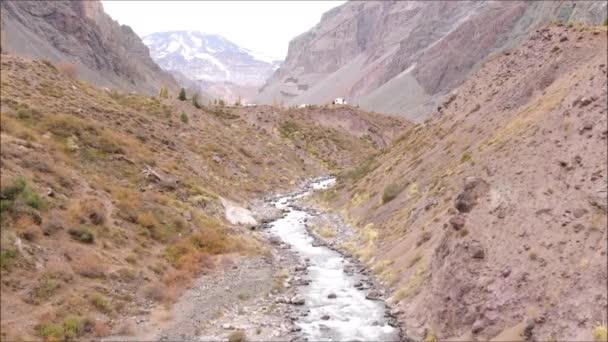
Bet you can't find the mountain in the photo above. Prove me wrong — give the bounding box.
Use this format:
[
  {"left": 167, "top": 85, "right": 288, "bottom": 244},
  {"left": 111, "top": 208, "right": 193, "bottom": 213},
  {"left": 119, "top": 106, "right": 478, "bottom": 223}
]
[
  {"left": 256, "top": 0, "right": 607, "bottom": 121},
  {"left": 0, "top": 0, "right": 177, "bottom": 95},
  {"left": 326, "top": 24, "right": 607, "bottom": 341},
  {"left": 143, "top": 31, "right": 281, "bottom": 89}
]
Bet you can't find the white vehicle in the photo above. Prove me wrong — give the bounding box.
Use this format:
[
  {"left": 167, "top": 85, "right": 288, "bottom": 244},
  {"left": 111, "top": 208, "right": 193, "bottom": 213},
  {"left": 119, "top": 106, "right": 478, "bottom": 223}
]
[
  {"left": 298, "top": 104, "right": 309, "bottom": 108},
  {"left": 332, "top": 98, "right": 347, "bottom": 105}
]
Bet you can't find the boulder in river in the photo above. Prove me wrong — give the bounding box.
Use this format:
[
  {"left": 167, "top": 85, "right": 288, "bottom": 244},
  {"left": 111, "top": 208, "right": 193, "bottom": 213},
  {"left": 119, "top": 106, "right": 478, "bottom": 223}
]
[{"left": 290, "top": 295, "right": 305, "bottom": 305}]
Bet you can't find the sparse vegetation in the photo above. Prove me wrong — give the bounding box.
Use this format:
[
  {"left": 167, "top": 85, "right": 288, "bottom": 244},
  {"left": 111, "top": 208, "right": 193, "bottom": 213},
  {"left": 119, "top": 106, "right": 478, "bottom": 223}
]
[
  {"left": 68, "top": 227, "right": 95, "bottom": 244},
  {"left": 91, "top": 293, "right": 112, "bottom": 313},
  {"left": 382, "top": 182, "right": 403, "bottom": 204},
  {"left": 0, "top": 177, "right": 46, "bottom": 223},
  {"left": 228, "top": 330, "right": 247, "bottom": 342},
  {"left": 593, "top": 321, "right": 607, "bottom": 342},
  {"left": 180, "top": 111, "right": 189, "bottom": 124},
  {"left": 159, "top": 86, "right": 169, "bottom": 99}
]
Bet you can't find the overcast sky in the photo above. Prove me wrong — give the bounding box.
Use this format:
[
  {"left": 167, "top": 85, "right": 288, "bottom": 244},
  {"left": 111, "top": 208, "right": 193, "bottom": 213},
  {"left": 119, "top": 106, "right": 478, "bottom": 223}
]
[{"left": 102, "top": 1, "right": 345, "bottom": 59}]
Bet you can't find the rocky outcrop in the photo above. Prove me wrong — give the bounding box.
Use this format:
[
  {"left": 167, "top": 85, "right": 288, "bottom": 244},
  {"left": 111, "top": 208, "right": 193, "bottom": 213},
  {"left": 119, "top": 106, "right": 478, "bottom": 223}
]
[
  {"left": 256, "top": 1, "right": 607, "bottom": 122},
  {"left": 0, "top": 0, "right": 177, "bottom": 95}
]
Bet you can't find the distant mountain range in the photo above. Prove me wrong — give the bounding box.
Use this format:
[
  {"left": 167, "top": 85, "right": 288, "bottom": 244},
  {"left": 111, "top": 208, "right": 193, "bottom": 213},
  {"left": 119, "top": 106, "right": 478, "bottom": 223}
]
[{"left": 143, "top": 31, "right": 281, "bottom": 87}]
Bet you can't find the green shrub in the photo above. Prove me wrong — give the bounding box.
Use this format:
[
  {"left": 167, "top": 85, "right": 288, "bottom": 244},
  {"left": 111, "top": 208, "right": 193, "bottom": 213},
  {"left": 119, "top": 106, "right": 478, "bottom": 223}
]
[
  {"left": 91, "top": 293, "right": 112, "bottom": 313},
  {"left": 68, "top": 227, "right": 95, "bottom": 244},
  {"left": 382, "top": 182, "right": 404, "bottom": 204},
  {"left": 180, "top": 111, "right": 189, "bottom": 124},
  {"left": 0, "top": 177, "right": 46, "bottom": 222},
  {"left": 0, "top": 248, "right": 18, "bottom": 270},
  {"left": 178, "top": 88, "right": 186, "bottom": 101}
]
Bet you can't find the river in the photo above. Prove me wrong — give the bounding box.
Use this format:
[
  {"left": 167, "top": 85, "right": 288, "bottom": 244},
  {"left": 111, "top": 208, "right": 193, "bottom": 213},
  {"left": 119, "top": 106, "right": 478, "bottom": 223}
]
[{"left": 268, "top": 177, "right": 398, "bottom": 341}]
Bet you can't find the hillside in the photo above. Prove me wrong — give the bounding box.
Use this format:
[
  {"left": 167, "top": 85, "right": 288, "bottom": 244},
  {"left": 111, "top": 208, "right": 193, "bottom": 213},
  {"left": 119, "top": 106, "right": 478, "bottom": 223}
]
[
  {"left": 319, "top": 24, "right": 607, "bottom": 341},
  {"left": 0, "top": 0, "right": 177, "bottom": 95},
  {"left": 0, "top": 54, "right": 408, "bottom": 340},
  {"left": 256, "top": 1, "right": 607, "bottom": 121}
]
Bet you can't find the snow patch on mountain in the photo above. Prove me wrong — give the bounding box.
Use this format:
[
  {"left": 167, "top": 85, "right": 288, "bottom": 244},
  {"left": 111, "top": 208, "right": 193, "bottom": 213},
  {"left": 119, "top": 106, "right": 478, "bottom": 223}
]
[{"left": 143, "top": 30, "right": 281, "bottom": 85}]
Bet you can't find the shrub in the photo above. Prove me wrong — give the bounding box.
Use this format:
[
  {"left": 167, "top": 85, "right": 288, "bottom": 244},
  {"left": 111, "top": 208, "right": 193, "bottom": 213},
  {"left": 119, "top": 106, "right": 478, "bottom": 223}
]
[
  {"left": 180, "top": 111, "right": 189, "bottom": 124},
  {"left": 37, "top": 316, "right": 85, "bottom": 340},
  {"left": 68, "top": 227, "right": 95, "bottom": 244},
  {"left": 228, "top": 330, "right": 247, "bottom": 342},
  {"left": 178, "top": 88, "right": 186, "bottom": 101},
  {"left": 1, "top": 177, "right": 46, "bottom": 222},
  {"left": 460, "top": 151, "right": 472, "bottom": 163},
  {"left": 57, "top": 62, "right": 77, "bottom": 79},
  {"left": 0, "top": 248, "right": 18, "bottom": 270},
  {"left": 159, "top": 87, "right": 169, "bottom": 99},
  {"left": 593, "top": 322, "right": 607, "bottom": 342},
  {"left": 382, "top": 182, "right": 403, "bottom": 204},
  {"left": 218, "top": 99, "right": 225, "bottom": 107},
  {"left": 91, "top": 293, "right": 112, "bottom": 313},
  {"left": 137, "top": 212, "right": 159, "bottom": 228}
]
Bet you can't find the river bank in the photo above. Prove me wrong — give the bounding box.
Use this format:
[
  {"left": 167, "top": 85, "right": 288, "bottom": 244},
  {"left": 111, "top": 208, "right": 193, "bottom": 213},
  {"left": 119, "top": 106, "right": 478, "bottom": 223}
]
[{"left": 108, "top": 177, "right": 404, "bottom": 341}]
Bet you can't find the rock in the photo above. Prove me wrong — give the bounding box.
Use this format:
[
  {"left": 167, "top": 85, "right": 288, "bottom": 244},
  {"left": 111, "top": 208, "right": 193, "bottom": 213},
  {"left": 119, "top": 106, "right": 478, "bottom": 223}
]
[
  {"left": 366, "top": 290, "right": 382, "bottom": 300},
  {"left": 523, "top": 319, "right": 535, "bottom": 341},
  {"left": 471, "top": 245, "right": 485, "bottom": 259},
  {"left": 572, "top": 208, "right": 588, "bottom": 218},
  {"left": 455, "top": 177, "right": 489, "bottom": 213},
  {"left": 501, "top": 267, "right": 512, "bottom": 278},
  {"left": 222, "top": 324, "right": 234, "bottom": 330},
  {"left": 295, "top": 266, "right": 307, "bottom": 272},
  {"left": 472, "top": 318, "right": 487, "bottom": 334},
  {"left": 320, "top": 315, "right": 330, "bottom": 320},
  {"left": 449, "top": 215, "right": 466, "bottom": 230},
  {"left": 327, "top": 293, "right": 337, "bottom": 299},
  {"left": 290, "top": 296, "right": 305, "bottom": 305}
]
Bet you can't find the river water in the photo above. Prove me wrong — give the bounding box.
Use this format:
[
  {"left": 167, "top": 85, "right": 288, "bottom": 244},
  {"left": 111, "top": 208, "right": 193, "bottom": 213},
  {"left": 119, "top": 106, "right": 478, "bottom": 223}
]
[{"left": 269, "top": 178, "right": 398, "bottom": 341}]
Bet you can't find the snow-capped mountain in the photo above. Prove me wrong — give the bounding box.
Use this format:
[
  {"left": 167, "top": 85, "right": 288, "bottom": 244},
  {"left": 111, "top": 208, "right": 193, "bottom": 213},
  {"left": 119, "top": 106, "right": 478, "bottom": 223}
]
[{"left": 143, "top": 31, "right": 281, "bottom": 86}]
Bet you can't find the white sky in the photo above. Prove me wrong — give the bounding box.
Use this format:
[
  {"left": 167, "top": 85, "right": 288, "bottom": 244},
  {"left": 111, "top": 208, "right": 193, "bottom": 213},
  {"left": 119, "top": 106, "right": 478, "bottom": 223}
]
[{"left": 102, "top": 1, "right": 345, "bottom": 60}]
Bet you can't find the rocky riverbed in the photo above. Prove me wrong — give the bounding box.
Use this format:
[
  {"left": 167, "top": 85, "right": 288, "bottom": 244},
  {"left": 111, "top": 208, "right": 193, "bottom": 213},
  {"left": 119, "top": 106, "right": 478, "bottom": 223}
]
[{"left": 109, "top": 177, "right": 404, "bottom": 341}]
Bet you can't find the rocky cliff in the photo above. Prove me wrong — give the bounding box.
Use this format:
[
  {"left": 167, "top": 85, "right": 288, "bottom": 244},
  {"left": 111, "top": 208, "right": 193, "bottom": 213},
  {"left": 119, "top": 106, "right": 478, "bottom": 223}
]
[
  {"left": 0, "top": 0, "right": 177, "bottom": 95},
  {"left": 256, "top": 0, "right": 607, "bottom": 121}
]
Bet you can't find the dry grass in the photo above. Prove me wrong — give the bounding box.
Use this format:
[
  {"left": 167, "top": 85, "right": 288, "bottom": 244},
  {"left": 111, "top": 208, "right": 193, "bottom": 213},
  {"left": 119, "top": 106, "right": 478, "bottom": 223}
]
[
  {"left": 228, "top": 330, "right": 247, "bottom": 342},
  {"left": 56, "top": 62, "right": 77, "bottom": 79}
]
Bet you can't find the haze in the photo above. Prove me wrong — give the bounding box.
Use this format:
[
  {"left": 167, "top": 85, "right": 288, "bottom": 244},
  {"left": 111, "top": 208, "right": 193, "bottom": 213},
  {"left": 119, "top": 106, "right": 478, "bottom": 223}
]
[{"left": 102, "top": 0, "right": 345, "bottom": 59}]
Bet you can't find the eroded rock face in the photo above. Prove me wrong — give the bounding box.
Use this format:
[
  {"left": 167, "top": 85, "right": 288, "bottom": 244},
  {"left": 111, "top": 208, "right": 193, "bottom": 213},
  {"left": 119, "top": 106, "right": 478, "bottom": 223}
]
[
  {"left": 257, "top": 1, "right": 607, "bottom": 121},
  {"left": 0, "top": 0, "right": 177, "bottom": 95}
]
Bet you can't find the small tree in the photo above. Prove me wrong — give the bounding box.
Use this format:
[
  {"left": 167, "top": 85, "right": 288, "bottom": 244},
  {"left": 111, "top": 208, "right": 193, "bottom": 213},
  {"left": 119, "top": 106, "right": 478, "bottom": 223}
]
[
  {"left": 235, "top": 95, "right": 242, "bottom": 107},
  {"left": 159, "top": 87, "right": 168, "bottom": 99},
  {"left": 178, "top": 88, "right": 186, "bottom": 101},
  {"left": 180, "top": 111, "right": 189, "bottom": 124},
  {"left": 218, "top": 99, "right": 225, "bottom": 107}
]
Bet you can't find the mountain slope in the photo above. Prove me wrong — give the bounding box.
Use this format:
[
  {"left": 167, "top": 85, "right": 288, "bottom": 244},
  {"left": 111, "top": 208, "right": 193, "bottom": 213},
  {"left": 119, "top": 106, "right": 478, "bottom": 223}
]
[
  {"left": 0, "top": 52, "right": 410, "bottom": 340},
  {"left": 0, "top": 0, "right": 177, "bottom": 95},
  {"left": 322, "top": 24, "right": 607, "bottom": 341},
  {"left": 257, "top": 1, "right": 607, "bottom": 121}
]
